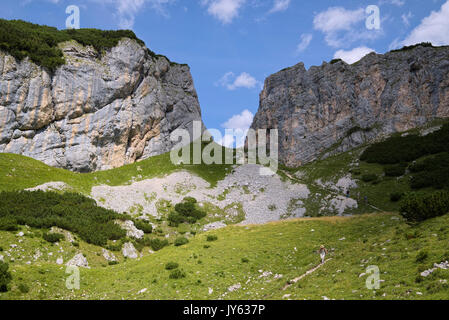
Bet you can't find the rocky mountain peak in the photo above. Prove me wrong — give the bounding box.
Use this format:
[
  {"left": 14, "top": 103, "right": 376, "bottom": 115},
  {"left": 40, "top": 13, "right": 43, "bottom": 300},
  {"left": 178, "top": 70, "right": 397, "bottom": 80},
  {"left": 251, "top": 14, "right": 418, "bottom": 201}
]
[
  {"left": 0, "top": 36, "right": 202, "bottom": 172},
  {"left": 251, "top": 43, "right": 449, "bottom": 167}
]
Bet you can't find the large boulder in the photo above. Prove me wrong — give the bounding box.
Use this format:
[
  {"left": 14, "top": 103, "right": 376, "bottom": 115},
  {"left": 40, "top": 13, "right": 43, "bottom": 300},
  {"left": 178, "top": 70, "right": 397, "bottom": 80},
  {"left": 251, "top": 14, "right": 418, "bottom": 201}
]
[{"left": 122, "top": 242, "right": 138, "bottom": 259}]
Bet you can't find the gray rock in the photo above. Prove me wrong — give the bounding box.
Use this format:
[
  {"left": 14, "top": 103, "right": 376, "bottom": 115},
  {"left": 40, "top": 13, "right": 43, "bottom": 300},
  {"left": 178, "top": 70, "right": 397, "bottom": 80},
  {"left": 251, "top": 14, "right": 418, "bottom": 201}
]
[
  {"left": 0, "top": 38, "right": 203, "bottom": 172},
  {"left": 49, "top": 226, "right": 75, "bottom": 243},
  {"left": 117, "top": 220, "right": 144, "bottom": 239},
  {"left": 26, "top": 182, "right": 72, "bottom": 193},
  {"left": 122, "top": 242, "right": 138, "bottom": 259},
  {"left": 228, "top": 283, "right": 241, "bottom": 292},
  {"left": 66, "top": 253, "right": 89, "bottom": 268},
  {"left": 202, "top": 221, "right": 227, "bottom": 232},
  {"left": 102, "top": 248, "right": 117, "bottom": 262},
  {"left": 250, "top": 44, "right": 449, "bottom": 167}
]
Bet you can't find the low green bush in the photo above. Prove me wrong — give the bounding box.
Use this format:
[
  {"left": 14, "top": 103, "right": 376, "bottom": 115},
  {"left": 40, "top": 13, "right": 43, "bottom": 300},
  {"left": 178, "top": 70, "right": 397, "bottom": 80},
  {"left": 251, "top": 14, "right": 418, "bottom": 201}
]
[
  {"left": 132, "top": 240, "right": 144, "bottom": 252},
  {"left": 169, "top": 269, "right": 186, "bottom": 279},
  {"left": 384, "top": 163, "right": 408, "bottom": 177},
  {"left": 206, "top": 235, "right": 218, "bottom": 242},
  {"left": 329, "top": 58, "right": 343, "bottom": 64},
  {"left": 409, "top": 153, "right": 449, "bottom": 190},
  {"left": 134, "top": 220, "right": 153, "bottom": 234},
  {"left": 108, "top": 261, "right": 119, "bottom": 266},
  {"left": 0, "top": 191, "right": 127, "bottom": 247},
  {"left": 427, "top": 281, "right": 449, "bottom": 294},
  {"left": 174, "top": 237, "right": 189, "bottom": 247},
  {"left": 18, "top": 283, "right": 30, "bottom": 294},
  {"left": 0, "top": 262, "right": 12, "bottom": 292},
  {"left": 416, "top": 250, "right": 428, "bottom": 263},
  {"left": 106, "top": 242, "right": 123, "bottom": 252},
  {"left": 43, "top": 232, "right": 64, "bottom": 243},
  {"left": 400, "top": 191, "right": 449, "bottom": 223},
  {"left": 0, "top": 217, "right": 19, "bottom": 231},
  {"left": 361, "top": 174, "right": 378, "bottom": 183},
  {"left": 165, "top": 262, "right": 179, "bottom": 270},
  {"left": 148, "top": 238, "right": 169, "bottom": 251},
  {"left": 183, "top": 197, "right": 197, "bottom": 204},
  {"left": 390, "top": 192, "right": 404, "bottom": 202},
  {"left": 168, "top": 198, "right": 206, "bottom": 227}
]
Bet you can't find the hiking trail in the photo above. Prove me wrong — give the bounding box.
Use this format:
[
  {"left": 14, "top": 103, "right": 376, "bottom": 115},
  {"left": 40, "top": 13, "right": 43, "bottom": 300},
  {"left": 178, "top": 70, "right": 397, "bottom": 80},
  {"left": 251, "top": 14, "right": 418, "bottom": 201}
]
[{"left": 282, "top": 258, "right": 333, "bottom": 291}]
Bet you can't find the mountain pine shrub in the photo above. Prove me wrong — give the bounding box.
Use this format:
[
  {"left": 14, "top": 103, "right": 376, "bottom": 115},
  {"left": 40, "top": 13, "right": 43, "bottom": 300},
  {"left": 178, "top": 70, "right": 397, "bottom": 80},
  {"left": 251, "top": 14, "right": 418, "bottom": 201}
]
[
  {"left": 0, "top": 262, "right": 12, "bottom": 292},
  {"left": 400, "top": 191, "right": 449, "bottom": 223}
]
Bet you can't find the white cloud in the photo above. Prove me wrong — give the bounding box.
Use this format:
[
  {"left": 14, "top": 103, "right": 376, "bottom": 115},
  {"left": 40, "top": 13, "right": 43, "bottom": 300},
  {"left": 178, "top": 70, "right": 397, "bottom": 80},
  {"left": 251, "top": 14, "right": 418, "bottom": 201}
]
[
  {"left": 201, "top": 0, "right": 246, "bottom": 24},
  {"left": 401, "top": 0, "right": 449, "bottom": 46},
  {"left": 313, "top": 6, "right": 367, "bottom": 47},
  {"left": 219, "top": 109, "right": 254, "bottom": 148},
  {"left": 116, "top": 0, "right": 146, "bottom": 28},
  {"left": 89, "top": 0, "right": 172, "bottom": 29},
  {"left": 222, "top": 109, "right": 254, "bottom": 130},
  {"left": 217, "top": 72, "right": 259, "bottom": 90},
  {"left": 296, "top": 33, "right": 313, "bottom": 53},
  {"left": 333, "top": 46, "right": 375, "bottom": 64},
  {"left": 269, "top": 0, "right": 290, "bottom": 14},
  {"left": 314, "top": 7, "right": 365, "bottom": 33}
]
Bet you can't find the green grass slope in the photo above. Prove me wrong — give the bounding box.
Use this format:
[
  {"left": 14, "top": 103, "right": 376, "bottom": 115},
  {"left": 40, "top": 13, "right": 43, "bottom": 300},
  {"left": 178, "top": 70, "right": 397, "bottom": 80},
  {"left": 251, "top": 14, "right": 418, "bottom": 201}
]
[
  {"left": 0, "top": 143, "right": 232, "bottom": 194},
  {"left": 1, "top": 213, "right": 448, "bottom": 300}
]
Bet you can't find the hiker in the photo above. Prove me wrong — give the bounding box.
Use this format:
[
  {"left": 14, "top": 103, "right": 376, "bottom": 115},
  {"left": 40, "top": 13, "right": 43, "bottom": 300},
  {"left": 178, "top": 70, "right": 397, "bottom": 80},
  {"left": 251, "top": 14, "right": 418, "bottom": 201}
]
[{"left": 318, "top": 245, "right": 328, "bottom": 264}]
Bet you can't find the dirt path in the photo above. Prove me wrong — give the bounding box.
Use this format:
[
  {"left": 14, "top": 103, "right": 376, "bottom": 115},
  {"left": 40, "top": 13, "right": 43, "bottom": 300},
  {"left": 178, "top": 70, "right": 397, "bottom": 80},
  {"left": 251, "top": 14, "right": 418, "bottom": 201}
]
[{"left": 282, "top": 258, "right": 333, "bottom": 291}]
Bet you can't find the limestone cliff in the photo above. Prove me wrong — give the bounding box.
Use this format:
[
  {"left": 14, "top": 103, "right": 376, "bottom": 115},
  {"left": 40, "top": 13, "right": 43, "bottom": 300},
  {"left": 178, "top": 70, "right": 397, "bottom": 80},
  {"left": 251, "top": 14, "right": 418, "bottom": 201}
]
[
  {"left": 250, "top": 44, "right": 449, "bottom": 167},
  {"left": 0, "top": 38, "right": 202, "bottom": 172}
]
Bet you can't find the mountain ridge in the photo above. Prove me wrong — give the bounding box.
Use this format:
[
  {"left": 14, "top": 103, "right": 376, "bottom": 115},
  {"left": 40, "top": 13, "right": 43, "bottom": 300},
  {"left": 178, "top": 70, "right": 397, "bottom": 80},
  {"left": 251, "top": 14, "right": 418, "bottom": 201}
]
[{"left": 251, "top": 43, "right": 449, "bottom": 168}]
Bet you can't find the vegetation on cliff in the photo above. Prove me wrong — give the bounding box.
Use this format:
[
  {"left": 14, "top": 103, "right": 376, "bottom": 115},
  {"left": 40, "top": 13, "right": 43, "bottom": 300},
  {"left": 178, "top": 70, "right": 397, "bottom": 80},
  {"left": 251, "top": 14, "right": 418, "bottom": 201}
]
[
  {"left": 0, "top": 19, "right": 145, "bottom": 71},
  {"left": 360, "top": 124, "right": 449, "bottom": 191}
]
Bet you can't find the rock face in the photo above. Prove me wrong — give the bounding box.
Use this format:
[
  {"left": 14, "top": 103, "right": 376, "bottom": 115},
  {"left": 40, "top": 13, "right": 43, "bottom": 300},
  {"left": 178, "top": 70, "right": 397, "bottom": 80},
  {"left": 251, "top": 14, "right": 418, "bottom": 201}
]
[
  {"left": 250, "top": 44, "right": 449, "bottom": 167},
  {"left": 0, "top": 38, "right": 202, "bottom": 172}
]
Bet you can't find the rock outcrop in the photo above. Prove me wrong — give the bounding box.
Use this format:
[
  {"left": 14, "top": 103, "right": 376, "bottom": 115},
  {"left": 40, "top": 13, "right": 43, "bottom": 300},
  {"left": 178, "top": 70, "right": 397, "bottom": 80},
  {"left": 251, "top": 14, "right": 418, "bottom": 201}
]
[
  {"left": 66, "top": 253, "right": 89, "bottom": 268},
  {"left": 250, "top": 44, "right": 449, "bottom": 167},
  {"left": 122, "top": 242, "right": 138, "bottom": 259},
  {"left": 0, "top": 38, "right": 202, "bottom": 172}
]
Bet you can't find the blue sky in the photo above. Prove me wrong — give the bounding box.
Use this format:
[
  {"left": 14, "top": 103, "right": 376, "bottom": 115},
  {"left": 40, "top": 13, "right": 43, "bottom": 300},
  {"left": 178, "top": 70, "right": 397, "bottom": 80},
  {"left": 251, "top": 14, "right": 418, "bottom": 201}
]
[{"left": 1, "top": 0, "right": 449, "bottom": 146}]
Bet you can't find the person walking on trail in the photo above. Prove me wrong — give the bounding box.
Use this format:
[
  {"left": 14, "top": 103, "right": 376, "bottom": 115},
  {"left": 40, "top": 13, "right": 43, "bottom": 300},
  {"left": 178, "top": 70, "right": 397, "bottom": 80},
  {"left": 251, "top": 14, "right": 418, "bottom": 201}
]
[{"left": 318, "top": 245, "right": 328, "bottom": 264}]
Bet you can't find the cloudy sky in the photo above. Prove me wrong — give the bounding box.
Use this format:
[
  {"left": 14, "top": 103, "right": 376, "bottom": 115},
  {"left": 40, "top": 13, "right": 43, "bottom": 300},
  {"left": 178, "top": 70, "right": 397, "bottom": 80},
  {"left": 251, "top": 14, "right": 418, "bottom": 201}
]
[{"left": 1, "top": 0, "right": 449, "bottom": 146}]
